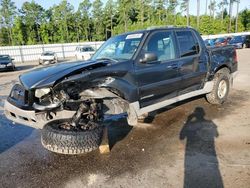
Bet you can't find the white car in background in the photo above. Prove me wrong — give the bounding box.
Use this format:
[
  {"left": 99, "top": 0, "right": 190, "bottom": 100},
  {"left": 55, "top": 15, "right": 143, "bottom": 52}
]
[
  {"left": 75, "top": 46, "right": 95, "bottom": 60},
  {"left": 39, "top": 51, "right": 58, "bottom": 65}
]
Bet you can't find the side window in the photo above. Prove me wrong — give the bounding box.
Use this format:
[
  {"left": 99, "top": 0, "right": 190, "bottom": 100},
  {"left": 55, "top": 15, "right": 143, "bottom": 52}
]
[
  {"left": 143, "top": 31, "right": 176, "bottom": 62},
  {"left": 176, "top": 31, "right": 200, "bottom": 57}
]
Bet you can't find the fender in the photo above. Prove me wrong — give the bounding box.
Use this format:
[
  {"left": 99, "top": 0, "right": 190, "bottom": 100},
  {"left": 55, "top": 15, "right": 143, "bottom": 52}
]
[
  {"left": 102, "top": 77, "right": 138, "bottom": 102},
  {"left": 208, "top": 46, "right": 236, "bottom": 80},
  {"left": 54, "top": 60, "right": 138, "bottom": 103}
]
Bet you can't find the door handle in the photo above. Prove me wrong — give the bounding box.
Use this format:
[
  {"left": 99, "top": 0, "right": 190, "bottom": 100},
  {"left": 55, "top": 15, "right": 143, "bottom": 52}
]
[{"left": 167, "top": 64, "right": 178, "bottom": 69}]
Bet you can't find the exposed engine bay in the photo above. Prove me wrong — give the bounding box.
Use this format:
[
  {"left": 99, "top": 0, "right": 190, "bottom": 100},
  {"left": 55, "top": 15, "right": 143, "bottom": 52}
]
[{"left": 32, "top": 82, "right": 128, "bottom": 130}]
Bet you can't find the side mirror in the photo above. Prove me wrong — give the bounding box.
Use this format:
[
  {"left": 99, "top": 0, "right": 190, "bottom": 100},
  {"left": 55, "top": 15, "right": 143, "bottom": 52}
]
[
  {"left": 11, "top": 58, "right": 15, "bottom": 61},
  {"left": 139, "top": 52, "right": 157, "bottom": 63}
]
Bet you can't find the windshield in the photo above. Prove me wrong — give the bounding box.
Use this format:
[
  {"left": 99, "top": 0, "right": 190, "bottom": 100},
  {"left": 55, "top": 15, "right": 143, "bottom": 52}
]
[
  {"left": 91, "top": 33, "right": 144, "bottom": 61},
  {"left": 80, "top": 47, "right": 94, "bottom": 52},
  {"left": 42, "top": 52, "right": 54, "bottom": 56},
  {"left": 0, "top": 56, "right": 9, "bottom": 61}
]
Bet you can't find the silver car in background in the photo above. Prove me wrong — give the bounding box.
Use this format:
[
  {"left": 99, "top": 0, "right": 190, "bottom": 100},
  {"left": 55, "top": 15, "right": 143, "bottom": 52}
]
[
  {"left": 75, "top": 46, "right": 95, "bottom": 60},
  {"left": 39, "top": 51, "right": 58, "bottom": 65}
]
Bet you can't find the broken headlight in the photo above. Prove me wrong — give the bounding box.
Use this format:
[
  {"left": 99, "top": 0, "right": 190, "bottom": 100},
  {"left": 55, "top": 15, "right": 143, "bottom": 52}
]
[{"left": 35, "top": 88, "right": 51, "bottom": 98}]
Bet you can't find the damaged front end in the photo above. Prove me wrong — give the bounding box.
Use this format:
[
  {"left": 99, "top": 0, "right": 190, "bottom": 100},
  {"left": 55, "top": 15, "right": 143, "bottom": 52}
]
[{"left": 5, "top": 75, "right": 128, "bottom": 130}]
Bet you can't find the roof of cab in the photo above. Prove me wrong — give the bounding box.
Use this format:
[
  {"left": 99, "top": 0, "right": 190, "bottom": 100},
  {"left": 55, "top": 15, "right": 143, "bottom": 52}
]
[{"left": 117, "top": 25, "right": 196, "bottom": 37}]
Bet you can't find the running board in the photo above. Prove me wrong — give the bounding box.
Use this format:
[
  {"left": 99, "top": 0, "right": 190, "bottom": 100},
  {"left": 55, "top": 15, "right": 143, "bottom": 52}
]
[{"left": 130, "top": 81, "right": 214, "bottom": 117}]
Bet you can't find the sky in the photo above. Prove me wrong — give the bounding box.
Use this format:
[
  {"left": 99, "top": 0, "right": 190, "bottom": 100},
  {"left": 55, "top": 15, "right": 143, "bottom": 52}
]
[{"left": 14, "top": 0, "right": 250, "bottom": 16}]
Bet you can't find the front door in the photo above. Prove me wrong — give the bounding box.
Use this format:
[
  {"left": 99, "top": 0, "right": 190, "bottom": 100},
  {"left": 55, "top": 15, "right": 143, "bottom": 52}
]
[{"left": 135, "top": 30, "right": 181, "bottom": 107}]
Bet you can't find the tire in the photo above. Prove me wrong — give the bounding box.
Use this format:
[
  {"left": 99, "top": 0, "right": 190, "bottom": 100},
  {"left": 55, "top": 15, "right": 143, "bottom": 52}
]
[
  {"left": 206, "top": 68, "right": 230, "bottom": 105},
  {"left": 41, "top": 119, "right": 104, "bottom": 154}
]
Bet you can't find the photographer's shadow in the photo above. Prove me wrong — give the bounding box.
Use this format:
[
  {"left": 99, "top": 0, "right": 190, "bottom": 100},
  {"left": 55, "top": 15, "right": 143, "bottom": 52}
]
[{"left": 180, "top": 107, "right": 224, "bottom": 188}]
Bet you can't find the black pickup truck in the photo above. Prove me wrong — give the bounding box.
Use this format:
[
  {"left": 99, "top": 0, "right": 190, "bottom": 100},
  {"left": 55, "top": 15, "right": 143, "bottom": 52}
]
[{"left": 4, "top": 27, "right": 238, "bottom": 154}]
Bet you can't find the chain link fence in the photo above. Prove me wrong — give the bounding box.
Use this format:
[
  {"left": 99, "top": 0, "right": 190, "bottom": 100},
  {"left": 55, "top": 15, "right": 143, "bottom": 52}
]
[{"left": 0, "top": 41, "right": 104, "bottom": 63}]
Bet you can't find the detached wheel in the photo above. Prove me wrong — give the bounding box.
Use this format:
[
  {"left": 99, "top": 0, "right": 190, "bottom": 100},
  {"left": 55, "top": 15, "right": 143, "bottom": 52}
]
[
  {"left": 206, "top": 68, "right": 230, "bottom": 105},
  {"left": 41, "top": 119, "right": 103, "bottom": 154}
]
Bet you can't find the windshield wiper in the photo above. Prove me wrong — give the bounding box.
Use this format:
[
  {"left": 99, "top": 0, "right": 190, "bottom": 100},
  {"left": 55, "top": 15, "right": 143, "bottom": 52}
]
[{"left": 96, "top": 57, "right": 118, "bottom": 63}]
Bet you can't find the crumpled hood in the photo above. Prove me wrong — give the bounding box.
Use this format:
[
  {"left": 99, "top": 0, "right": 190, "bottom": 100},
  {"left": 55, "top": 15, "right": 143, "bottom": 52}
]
[{"left": 20, "top": 60, "right": 108, "bottom": 89}]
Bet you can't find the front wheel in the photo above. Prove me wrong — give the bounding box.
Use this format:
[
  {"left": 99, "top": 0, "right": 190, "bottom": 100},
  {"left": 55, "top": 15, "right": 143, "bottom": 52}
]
[
  {"left": 206, "top": 68, "right": 230, "bottom": 105},
  {"left": 41, "top": 119, "right": 104, "bottom": 154}
]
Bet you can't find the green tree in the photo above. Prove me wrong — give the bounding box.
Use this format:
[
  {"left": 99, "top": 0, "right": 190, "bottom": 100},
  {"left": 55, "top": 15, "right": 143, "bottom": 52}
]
[
  {"left": 20, "top": 1, "right": 45, "bottom": 44},
  {"left": 104, "top": 0, "right": 116, "bottom": 39},
  {"left": 0, "top": 0, "right": 16, "bottom": 45},
  {"left": 181, "top": 0, "right": 190, "bottom": 26},
  {"left": 208, "top": 0, "right": 216, "bottom": 20},
  {"left": 197, "top": 0, "right": 200, "bottom": 29},
  {"left": 51, "top": 0, "right": 74, "bottom": 43},
  {"left": 0, "top": 27, "right": 10, "bottom": 46},
  {"left": 168, "top": 0, "right": 178, "bottom": 25},
  {"left": 12, "top": 16, "right": 26, "bottom": 45},
  {"left": 228, "top": 0, "right": 237, "bottom": 32},
  {"left": 235, "top": 0, "right": 240, "bottom": 32},
  {"left": 92, "top": 0, "right": 104, "bottom": 41},
  {"left": 116, "top": 0, "right": 133, "bottom": 32},
  {"left": 78, "top": 0, "right": 92, "bottom": 41},
  {"left": 239, "top": 9, "right": 250, "bottom": 31},
  {"left": 218, "top": 0, "right": 228, "bottom": 24}
]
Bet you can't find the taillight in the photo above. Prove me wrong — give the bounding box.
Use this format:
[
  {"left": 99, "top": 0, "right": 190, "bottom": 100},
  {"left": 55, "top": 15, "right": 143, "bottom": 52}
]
[{"left": 233, "top": 49, "right": 237, "bottom": 63}]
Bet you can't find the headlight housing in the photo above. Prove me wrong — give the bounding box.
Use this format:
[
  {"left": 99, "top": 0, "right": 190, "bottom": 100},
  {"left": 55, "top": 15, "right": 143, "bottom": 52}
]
[
  {"left": 7, "top": 62, "right": 13, "bottom": 67},
  {"left": 35, "top": 88, "right": 51, "bottom": 98}
]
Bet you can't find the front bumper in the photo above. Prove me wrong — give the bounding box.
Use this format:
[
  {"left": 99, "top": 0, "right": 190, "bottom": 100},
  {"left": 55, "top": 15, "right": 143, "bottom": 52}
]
[
  {"left": 39, "top": 58, "right": 56, "bottom": 64},
  {"left": 4, "top": 100, "right": 75, "bottom": 129},
  {"left": 4, "top": 100, "right": 39, "bottom": 128},
  {"left": 0, "top": 65, "right": 14, "bottom": 71}
]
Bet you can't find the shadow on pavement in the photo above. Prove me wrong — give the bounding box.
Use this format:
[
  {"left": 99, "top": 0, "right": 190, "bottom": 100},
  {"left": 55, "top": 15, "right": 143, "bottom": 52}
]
[
  {"left": 0, "top": 114, "right": 33, "bottom": 153},
  {"left": 107, "top": 119, "right": 133, "bottom": 149},
  {"left": 180, "top": 107, "right": 224, "bottom": 188},
  {"left": 143, "top": 95, "right": 205, "bottom": 124},
  {"left": 16, "top": 65, "right": 37, "bottom": 71}
]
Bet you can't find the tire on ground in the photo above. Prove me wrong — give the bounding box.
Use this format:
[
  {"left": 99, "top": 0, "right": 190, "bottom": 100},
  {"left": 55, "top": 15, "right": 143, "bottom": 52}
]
[
  {"left": 41, "top": 119, "right": 103, "bottom": 154},
  {"left": 206, "top": 68, "right": 230, "bottom": 105}
]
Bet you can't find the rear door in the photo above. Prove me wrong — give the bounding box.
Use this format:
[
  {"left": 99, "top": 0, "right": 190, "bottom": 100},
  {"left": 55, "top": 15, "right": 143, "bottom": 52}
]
[
  {"left": 175, "top": 30, "right": 208, "bottom": 94},
  {"left": 135, "top": 30, "right": 181, "bottom": 107}
]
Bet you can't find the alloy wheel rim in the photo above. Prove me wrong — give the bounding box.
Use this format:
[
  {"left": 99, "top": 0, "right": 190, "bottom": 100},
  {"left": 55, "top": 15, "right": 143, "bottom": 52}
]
[{"left": 218, "top": 80, "right": 227, "bottom": 99}]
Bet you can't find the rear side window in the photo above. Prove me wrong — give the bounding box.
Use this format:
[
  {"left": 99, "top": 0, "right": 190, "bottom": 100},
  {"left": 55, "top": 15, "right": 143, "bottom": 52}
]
[{"left": 176, "top": 31, "right": 200, "bottom": 57}]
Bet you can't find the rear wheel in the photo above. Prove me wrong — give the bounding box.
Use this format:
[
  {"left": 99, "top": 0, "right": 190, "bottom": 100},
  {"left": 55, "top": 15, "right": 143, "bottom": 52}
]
[{"left": 206, "top": 68, "right": 230, "bottom": 105}]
